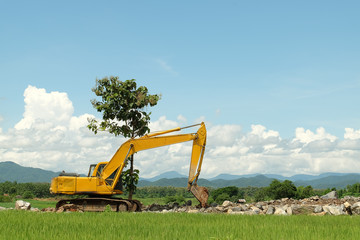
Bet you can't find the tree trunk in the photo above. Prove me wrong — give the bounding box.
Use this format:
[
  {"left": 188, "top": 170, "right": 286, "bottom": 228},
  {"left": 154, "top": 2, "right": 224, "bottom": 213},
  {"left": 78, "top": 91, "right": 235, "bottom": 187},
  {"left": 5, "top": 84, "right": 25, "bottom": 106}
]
[{"left": 128, "top": 154, "right": 134, "bottom": 200}]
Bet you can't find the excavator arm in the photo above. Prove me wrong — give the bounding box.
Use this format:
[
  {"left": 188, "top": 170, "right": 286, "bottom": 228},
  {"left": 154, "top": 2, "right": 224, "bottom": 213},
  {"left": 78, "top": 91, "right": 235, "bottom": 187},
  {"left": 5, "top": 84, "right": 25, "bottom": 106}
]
[{"left": 100, "top": 122, "right": 208, "bottom": 207}]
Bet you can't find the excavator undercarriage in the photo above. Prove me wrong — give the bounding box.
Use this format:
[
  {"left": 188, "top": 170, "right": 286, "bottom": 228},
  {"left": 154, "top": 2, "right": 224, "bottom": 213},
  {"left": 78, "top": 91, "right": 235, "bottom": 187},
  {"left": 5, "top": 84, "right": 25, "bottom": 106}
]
[{"left": 56, "top": 197, "right": 142, "bottom": 212}]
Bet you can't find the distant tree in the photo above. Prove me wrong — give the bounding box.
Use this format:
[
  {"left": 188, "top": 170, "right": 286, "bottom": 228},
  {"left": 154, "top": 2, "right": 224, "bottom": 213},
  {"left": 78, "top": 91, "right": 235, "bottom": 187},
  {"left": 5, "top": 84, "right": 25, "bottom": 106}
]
[
  {"left": 215, "top": 193, "right": 230, "bottom": 204},
  {"left": 164, "top": 195, "right": 185, "bottom": 204},
  {"left": 23, "top": 191, "right": 35, "bottom": 199},
  {"left": 254, "top": 188, "right": 268, "bottom": 202},
  {"left": 347, "top": 183, "right": 360, "bottom": 195},
  {"left": 211, "top": 186, "right": 243, "bottom": 204},
  {"left": 267, "top": 180, "right": 297, "bottom": 199},
  {"left": 88, "top": 76, "right": 161, "bottom": 199},
  {"left": 296, "top": 185, "right": 314, "bottom": 199}
]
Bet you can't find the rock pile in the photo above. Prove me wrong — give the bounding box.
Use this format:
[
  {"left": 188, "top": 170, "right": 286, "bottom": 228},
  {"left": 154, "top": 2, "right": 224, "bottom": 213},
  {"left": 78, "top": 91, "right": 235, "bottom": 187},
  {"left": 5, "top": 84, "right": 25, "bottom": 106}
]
[{"left": 143, "top": 192, "right": 360, "bottom": 216}]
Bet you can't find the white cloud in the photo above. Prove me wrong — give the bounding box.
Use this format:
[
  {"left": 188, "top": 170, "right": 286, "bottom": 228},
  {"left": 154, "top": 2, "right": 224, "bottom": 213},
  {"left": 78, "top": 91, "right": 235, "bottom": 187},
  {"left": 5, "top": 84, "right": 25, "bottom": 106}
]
[
  {"left": 344, "top": 128, "right": 360, "bottom": 140},
  {"left": 1, "top": 86, "right": 360, "bottom": 179},
  {"left": 15, "top": 85, "right": 74, "bottom": 130},
  {"left": 148, "top": 116, "right": 178, "bottom": 132},
  {"left": 294, "top": 127, "right": 337, "bottom": 144},
  {"left": 156, "top": 59, "right": 178, "bottom": 75},
  {"left": 177, "top": 115, "right": 187, "bottom": 125}
]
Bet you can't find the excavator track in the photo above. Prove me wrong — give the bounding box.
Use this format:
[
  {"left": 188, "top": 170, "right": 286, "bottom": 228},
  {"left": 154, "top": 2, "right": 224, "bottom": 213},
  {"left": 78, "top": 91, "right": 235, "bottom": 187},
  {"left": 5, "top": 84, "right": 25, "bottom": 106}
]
[{"left": 56, "top": 198, "right": 142, "bottom": 212}]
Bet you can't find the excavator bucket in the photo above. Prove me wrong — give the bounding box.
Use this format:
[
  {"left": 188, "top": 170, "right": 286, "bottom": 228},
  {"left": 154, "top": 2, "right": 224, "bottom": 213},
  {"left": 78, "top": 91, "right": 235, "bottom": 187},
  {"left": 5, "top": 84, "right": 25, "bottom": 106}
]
[{"left": 190, "top": 184, "right": 209, "bottom": 208}]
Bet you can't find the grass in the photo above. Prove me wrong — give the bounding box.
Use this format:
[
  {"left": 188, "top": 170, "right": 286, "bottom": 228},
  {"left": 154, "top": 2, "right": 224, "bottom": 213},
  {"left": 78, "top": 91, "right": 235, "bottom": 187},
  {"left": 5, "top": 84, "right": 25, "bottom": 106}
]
[
  {"left": 0, "top": 196, "right": 198, "bottom": 210},
  {"left": 0, "top": 211, "right": 360, "bottom": 240},
  {"left": 0, "top": 199, "right": 57, "bottom": 209}
]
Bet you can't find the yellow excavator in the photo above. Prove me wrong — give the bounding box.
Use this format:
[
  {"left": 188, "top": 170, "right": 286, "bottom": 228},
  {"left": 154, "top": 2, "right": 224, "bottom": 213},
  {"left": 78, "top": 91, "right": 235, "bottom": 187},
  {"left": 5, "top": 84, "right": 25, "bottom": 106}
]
[{"left": 50, "top": 122, "right": 209, "bottom": 212}]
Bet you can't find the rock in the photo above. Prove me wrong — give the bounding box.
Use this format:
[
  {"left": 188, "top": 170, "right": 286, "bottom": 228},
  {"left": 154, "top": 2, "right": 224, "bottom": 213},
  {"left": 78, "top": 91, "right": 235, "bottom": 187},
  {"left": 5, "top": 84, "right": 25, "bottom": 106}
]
[
  {"left": 30, "top": 207, "right": 40, "bottom": 212},
  {"left": 343, "top": 202, "right": 351, "bottom": 208},
  {"left": 0, "top": 206, "right": 7, "bottom": 211},
  {"left": 215, "top": 206, "right": 225, "bottom": 212},
  {"left": 177, "top": 207, "right": 187, "bottom": 213},
  {"left": 222, "top": 200, "right": 232, "bottom": 208},
  {"left": 343, "top": 196, "right": 354, "bottom": 201},
  {"left": 310, "top": 196, "right": 320, "bottom": 201},
  {"left": 15, "top": 200, "right": 24, "bottom": 210},
  {"left": 148, "top": 204, "right": 162, "bottom": 212},
  {"left": 204, "top": 207, "right": 216, "bottom": 213},
  {"left": 344, "top": 202, "right": 352, "bottom": 215},
  {"left": 56, "top": 204, "right": 81, "bottom": 213},
  {"left": 188, "top": 209, "right": 199, "bottom": 213},
  {"left": 314, "top": 205, "right": 323, "bottom": 213},
  {"left": 186, "top": 200, "right": 192, "bottom": 206},
  {"left": 168, "top": 202, "right": 180, "bottom": 209},
  {"left": 210, "top": 202, "right": 218, "bottom": 207},
  {"left": 42, "top": 207, "right": 56, "bottom": 212},
  {"left": 15, "top": 200, "right": 31, "bottom": 210},
  {"left": 351, "top": 202, "right": 360, "bottom": 215},
  {"left": 286, "top": 206, "right": 293, "bottom": 215},
  {"left": 322, "top": 205, "right": 345, "bottom": 215},
  {"left": 274, "top": 207, "right": 287, "bottom": 215},
  {"left": 250, "top": 206, "right": 261, "bottom": 215},
  {"left": 292, "top": 205, "right": 314, "bottom": 215},
  {"left": 241, "top": 204, "right": 249, "bottom": 211},
  {"left": 321, "top": 191, "right": 338, "bottom": 199},
  {"left": 230, "top": 207, "right": 242, "bottom": 212},
  {"left": 351, "top": 202, "right": 360, "bottom": 209},
  {"left": 238, "top": 199, "right": 246, "bottom": 203},
  {"left": 266, "top": 206, "right": 274, "bottom": 215},
  {"left": 255, "top": 203, "right": 264, "bottom": 210}
]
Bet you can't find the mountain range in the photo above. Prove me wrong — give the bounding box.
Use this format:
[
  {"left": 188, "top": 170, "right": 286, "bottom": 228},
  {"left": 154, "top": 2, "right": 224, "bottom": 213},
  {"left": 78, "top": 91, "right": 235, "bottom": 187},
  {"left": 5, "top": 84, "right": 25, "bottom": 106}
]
[
  {"left": 1, "top": 161, "right": 360, "bottom": 189},
  {"left": 0, "top": 161, "right": 61, "bottom": 183}
]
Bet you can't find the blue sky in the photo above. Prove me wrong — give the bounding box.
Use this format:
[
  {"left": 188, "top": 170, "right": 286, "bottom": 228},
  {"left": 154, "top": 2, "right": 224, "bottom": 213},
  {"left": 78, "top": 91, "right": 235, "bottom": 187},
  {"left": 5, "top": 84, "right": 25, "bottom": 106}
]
[{"left": 0, "top": 1, "right": 359, "bottom": 177}]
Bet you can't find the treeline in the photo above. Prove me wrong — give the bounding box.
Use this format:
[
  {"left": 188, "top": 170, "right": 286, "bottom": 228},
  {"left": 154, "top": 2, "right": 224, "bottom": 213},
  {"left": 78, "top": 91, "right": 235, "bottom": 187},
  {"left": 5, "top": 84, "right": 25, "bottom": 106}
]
[
  {"left": 254, "top": 180, "right": 317, "bottom": 202},
  {"left": 132, "top": 186, "right": 261, "bottom": 204},
  {"left": 133, "top": 181, "right": 360, "bottom": 205},
  {"left": 1, "top": 180, "right": 360, "bottom": 204},
  {"left": 0, "top": 181, "right": 51, "bottom": 202},
  {"left": 215, "top": 180, "right": 360, "bottom": 204}
]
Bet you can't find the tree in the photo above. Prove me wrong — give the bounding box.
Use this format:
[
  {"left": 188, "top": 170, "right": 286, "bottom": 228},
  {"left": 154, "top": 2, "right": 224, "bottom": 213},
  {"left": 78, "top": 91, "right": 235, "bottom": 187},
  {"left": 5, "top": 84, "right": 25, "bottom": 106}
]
[
  {"left": 296, "top": 185, "right": 314, "bottom": 199},
  {"left": 267, "top": 179, "right": 297, "bottom": 199},
  {"left": 88, "top": 76, "right": 161, "bottom": 199},
  {"left": 210, "top": 186, "right": 243, "bottom": 204}
]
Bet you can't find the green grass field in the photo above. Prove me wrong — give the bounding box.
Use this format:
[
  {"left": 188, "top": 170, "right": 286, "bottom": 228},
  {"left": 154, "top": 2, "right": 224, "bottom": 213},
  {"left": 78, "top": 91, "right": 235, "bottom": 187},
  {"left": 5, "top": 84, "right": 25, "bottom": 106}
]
[
  {"left": 0, "top": 211, "right": 359, "bottom": 240},
  {"left": 0, "top": 199, "right": 57, "bottom": 209},
  {"left": 0, "top": 197, "right": 197, "bottom": 209}
]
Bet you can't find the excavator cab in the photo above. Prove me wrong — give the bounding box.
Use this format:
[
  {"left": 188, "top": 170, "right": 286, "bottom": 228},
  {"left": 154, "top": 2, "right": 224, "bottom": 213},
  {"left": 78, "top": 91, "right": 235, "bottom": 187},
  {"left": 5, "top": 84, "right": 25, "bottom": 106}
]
[
  {"left": 87, "top": 164, "right": 96, "bottom": 177},
  {"left": 87, "top": 162, "right": 107, "bottom": 177}
]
